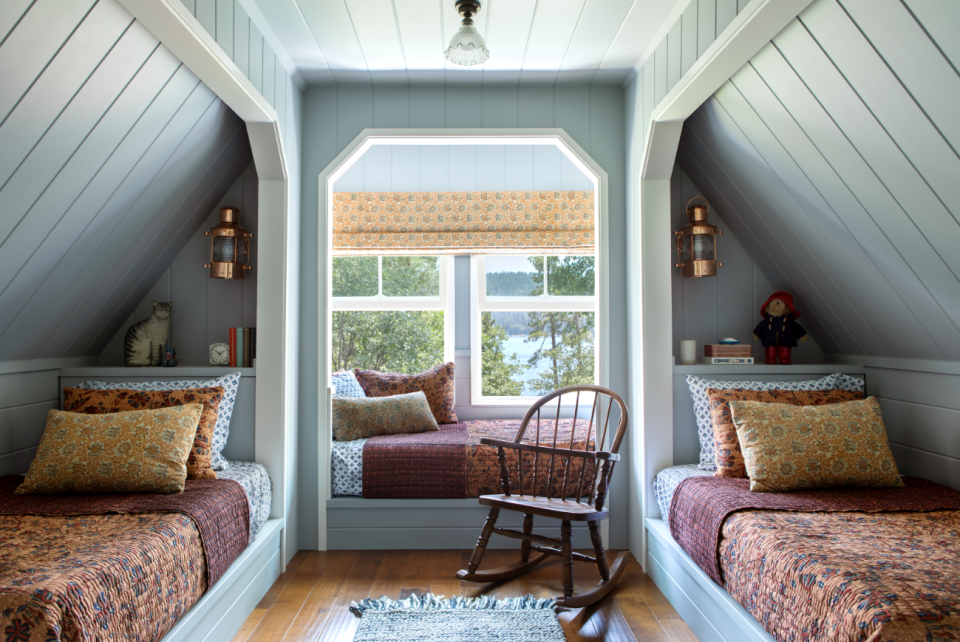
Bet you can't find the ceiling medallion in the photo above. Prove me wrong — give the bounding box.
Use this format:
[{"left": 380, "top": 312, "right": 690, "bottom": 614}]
[{"left": 444, "top": 0, "right": 490, "bottom": 66}]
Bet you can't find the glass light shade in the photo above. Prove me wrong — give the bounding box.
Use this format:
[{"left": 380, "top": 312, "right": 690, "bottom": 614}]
[{"left": 445, "top": 19, "right": 490, "bottom": 66}]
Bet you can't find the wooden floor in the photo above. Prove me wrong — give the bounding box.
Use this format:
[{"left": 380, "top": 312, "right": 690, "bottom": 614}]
[{"left": 231, "top": 549, "right": 699, "bottom": 642}]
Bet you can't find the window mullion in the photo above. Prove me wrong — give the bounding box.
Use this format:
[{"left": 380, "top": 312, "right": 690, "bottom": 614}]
[{"left": 377, "top": 256, "right": 383, "bottom": 296}]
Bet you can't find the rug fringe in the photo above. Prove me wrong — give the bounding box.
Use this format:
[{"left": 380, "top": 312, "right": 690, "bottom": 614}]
[{"left": 350, "top": 593, "right": 557, "bottom": 618}]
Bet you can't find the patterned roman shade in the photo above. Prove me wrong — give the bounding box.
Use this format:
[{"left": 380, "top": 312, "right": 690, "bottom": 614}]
[{"left": 333, "top": 190, "right": 595, "bottom": 255}]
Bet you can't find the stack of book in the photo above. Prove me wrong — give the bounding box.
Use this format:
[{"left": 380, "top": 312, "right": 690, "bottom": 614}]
[
  {"left": 703, "top": 344, "right": 753, "bottom": 364},
  {"left": 228, "top": 327, "right": 257, "bottom": 368}
]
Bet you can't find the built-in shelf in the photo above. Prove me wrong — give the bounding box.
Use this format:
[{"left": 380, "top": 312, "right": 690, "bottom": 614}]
[
  {"left": 59, "top": 364, "right": 255, "bottom": 378},
  {"left": 673, "top": 363, "right": 865, "bottom": 375}
]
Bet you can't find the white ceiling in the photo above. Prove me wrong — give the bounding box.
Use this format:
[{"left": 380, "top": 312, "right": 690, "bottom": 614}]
[{"left": 251, "top": 0, "right": 686, "bottom": 85}]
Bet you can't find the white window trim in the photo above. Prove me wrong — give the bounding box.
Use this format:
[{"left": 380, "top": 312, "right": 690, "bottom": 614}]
[
  {"left": 317, "top": 129, "right": 609, "bottom": 551},
  {"left": 330, "top": 255, "right": 454, "bottom": 364},
  {"left": 470, "top": 255, "right": 600, "bottom": 406}
]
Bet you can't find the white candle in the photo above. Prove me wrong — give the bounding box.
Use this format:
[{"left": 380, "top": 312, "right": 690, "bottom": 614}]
[{"left": 679, "top": 340, "right": 696, "bottom": 365}]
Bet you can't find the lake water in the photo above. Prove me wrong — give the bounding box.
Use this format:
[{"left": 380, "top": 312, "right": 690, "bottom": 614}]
[{"left": 498, "top": 335, "right": 596, "bottom": 395}]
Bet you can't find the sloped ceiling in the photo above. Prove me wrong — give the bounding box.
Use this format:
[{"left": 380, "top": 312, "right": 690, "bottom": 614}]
[
  {"left": 677, "top": 0, "right": 960, "bottom": 361},
  {"left": 0, "top": 0, "right": 251, "bottom": 361}
]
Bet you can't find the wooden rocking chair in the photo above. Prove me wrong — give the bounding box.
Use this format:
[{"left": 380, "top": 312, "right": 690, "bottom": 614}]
[{"left": 456, "top": 385, "right": 630, "bottom": 609}]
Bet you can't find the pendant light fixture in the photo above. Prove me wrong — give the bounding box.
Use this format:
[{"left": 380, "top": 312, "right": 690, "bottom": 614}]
[{"left": 444, "top": 0, "right": 490, "bottom": 66}]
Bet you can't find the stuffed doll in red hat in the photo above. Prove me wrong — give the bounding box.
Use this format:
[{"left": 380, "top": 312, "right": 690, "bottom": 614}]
[{"left": 753, "top": 291, "right": 808, "bottom": 365}]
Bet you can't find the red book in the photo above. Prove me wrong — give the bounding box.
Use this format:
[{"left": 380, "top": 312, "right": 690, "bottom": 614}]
[{"left": 229, "top": 327, "right": 237, "bottom": 367}]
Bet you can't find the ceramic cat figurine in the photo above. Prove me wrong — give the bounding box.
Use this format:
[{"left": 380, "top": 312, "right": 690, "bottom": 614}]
[{"left": 124, "top": 301, "right": 172, "bottom": 367}]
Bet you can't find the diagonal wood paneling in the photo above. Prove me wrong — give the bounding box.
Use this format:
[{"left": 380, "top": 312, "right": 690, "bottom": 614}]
[
  {"left": 677, "top": 0, "right": 960, "bottom": 361},
  {"left": 0, "top": 0, "right": 250, "bottom": 361}
]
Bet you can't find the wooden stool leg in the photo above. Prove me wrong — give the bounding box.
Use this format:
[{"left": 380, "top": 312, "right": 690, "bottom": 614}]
[
  {"left": 519, "top": 514, "right": 534, "bottom": 563},
  {"left": 588, "top": 521, "right": 610, "bottom": 581},
  {"left": 467, "top": 507, "right": 500, "bottom": 574},
  {"left": 560, "top": 520, "right": 574, "bottom": 599}
]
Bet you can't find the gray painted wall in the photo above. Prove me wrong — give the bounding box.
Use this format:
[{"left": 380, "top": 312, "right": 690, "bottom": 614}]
[
  {"left": 0, "top": 365, "right": 62, "bottom": 477},
  {"left": 334, "top": 145, "right": 593, "bottom": 193},
  {"left": 99, "top": 164, "right": 259, "bottom": 366},
  {"left": 675, "top": 0, "right": 960, "bottom": 489},
  {"left": 671, "top": 166, "right": 823, "bottom": 364},
  {"left": 300, "top": 84, "right": 628, "bottom": 550},
  {"left": 0, "top": 0, "right": 251, "bottom": 362}
]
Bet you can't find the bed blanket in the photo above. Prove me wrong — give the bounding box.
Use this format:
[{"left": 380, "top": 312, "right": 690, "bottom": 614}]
[
  {"left": 669, "top": 476, "right": 960, "bottom": 585},
  {"left": 0, "top": 476, "right": 249, "bottom": 642},
  {"left": 362, "top": 419, "right": 594, "bottom": 499},
  {"left": 669, "top": 476, "right": 960, "bottom": 642},
  {"left": 721, "top": 510, "right": 960, "bottom": 642}
]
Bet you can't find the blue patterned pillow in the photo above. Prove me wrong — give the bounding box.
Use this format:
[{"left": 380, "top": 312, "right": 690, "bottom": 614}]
[
  {"left": 332, "top": 371, "right": 366, "bottom": 399},
  {"left": 685, "top": 374, "right": 862, "bottom": 471},
  {"left": 77, "top": 372, "right": 242, "bottom": 471}
]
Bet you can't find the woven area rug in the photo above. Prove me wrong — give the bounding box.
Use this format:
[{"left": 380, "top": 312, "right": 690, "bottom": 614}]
[{"left": 350, "top": 593, "right": 565, "bottom": 641}]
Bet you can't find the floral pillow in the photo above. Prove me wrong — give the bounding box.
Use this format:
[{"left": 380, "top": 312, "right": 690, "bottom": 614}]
[
  {"left": 354, "top": 362, "right": 457, "bottom": 425},
  {"left": 730, "top": 397, "right": 903, "bottom": 492},
  {"left": 332, "top": 391, "right": 439, "bottom": 441},
  {"left": 685, "top": 374, "right": 863, "bottom": 470},
  {"left": 77, "top": 372, "right": 241, "bottom": 471},
  {"left": 62, "top": 387, "right": 223, "bottom": 480},
  {"left": 18, "top": 405, "right": 203, "bottom": 494},
  {"left": 707, "top": 388, "right": 864, "bottom": 478}
]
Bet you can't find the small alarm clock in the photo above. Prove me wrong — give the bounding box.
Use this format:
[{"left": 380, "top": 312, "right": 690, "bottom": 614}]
[{"left": 209, "top": 342, "right": 230, "bottom": 366}]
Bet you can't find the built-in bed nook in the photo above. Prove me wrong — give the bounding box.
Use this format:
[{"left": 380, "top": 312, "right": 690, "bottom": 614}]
[{"left": 319, "top": 134, "right": 615, "bottom": 551}]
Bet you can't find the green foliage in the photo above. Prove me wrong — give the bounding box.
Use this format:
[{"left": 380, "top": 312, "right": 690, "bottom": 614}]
[
  {"left": 332, "top": 257, "right": 377, "bottom": 296},
  {"left": 332, "top": 310, "right": 444, "bottom": 373},
  {"left": 480, "top": 312, "right": 525, "bottom": 397},
  {"left": 489, "top": 311, "right": 531, "bottom": 336},
  {"left": 485, "top": 270, "right": 541, "bottom": 296},
  {"left": 525, "top": 311, "right": 595, "bottom": 395},
  {"left": 383, "top": 256, "right": 440, "bottom": 296},
  {"left": 332, "top": 255, "right": 443, "bottom": 374},
  {"left": 546, "top": 256, "right": 595, "bottom": 296}
]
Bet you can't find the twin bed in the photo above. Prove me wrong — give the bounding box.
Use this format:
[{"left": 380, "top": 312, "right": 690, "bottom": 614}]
[
  {"left": 648, "top": 373, "right": 960, "bottom": 642},
  {"left": 0, "top": 371, "right": 277, "bottom": 642}
]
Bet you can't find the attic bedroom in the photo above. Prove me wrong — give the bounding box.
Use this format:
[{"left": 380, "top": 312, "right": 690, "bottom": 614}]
[{"left": 1, "top": 0, "right": 957, "bottom": 641}]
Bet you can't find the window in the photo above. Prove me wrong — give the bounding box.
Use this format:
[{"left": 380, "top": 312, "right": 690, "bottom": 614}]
[
  {"left": 331, "top": 256, "right": 452, "bottom": 374},
  {"left": 472, "top": 255, "right": 597, "bottom": 404}
]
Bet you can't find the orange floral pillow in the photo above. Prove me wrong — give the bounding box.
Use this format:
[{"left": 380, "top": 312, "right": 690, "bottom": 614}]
[
  {"left": 354, "top": 362, "right": 458, "bottom": 424},
  {"left": 707, "top": 388, "right": 864, "bottom": 478},
  {"left": 62, "top": 387, "right": 224, "bottom": 480}
]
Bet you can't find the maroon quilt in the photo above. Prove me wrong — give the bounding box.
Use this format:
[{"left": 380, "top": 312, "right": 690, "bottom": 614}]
[
  {"left": 668, "top": 475, "right": 960, "bottom": 585},
  {"left": 0, "top": 475, "right": 249, "bottom": 586},
  {"left": 362, "top": 419, "right": 594, "bottom": 499}
]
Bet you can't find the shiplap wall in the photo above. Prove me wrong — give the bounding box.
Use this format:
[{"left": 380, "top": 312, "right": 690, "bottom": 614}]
[
  {"left": 98, "top": 164, "right": 259, "bottom": 365},
  {"left": 176, "top": 0, "right": 298, "bottom": 142},
  {"left": 675, "top": 0, "right": 960, "bottom": 489},
  {"left": 0, "top": 365, "right": 61, "bottom": 477},
  {"left": 0, "top": 0, "right": 251, "bottom": 363},
  {"left": 300, "top": 84, "right": 627, "bottom": 550},
  {"left": 333, "top": 145, "right": 593, "bottom": 193},
  {"left": 671, "top": 166, "right": 823, "bottom": 363}
]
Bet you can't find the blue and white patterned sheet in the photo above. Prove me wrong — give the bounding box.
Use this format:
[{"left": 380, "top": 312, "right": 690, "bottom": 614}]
[
  {"left": 653, "top": 464, "right": 713, "bottom": 522},
  {"left": 331, "top": 439, "right": 366, "bottom": 496},
  {"left": 218, "top": 461, "right": 272, "bottom": 540}
]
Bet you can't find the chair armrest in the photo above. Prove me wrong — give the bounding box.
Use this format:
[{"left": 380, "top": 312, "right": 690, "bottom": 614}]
[{"left": 479, "top": 438, "right": 620, "bottom": 461}]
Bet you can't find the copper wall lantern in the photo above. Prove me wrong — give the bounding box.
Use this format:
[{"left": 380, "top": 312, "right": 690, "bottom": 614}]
[
  {"left": 674, "top": 196, "right": 722, "bottom": 278},
  {"left": 204, "top": 207, "right": 253, "bottom": 279}
]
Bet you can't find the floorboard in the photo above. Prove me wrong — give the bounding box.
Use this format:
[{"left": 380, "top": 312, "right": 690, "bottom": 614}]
[{"left": 233, "top": 549, "right": 700, "bottom": 642}]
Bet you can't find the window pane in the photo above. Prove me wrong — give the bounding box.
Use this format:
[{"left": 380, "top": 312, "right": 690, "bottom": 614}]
[
  {"left": 383, "top": 256, "right": 440, "bottom": 297},
  {"left": 332, "top": 311, "right": 444, "bottom": 373},
  {"left": 482, "top": 311, "right": 595, "bottom": 397},
  {"left": 333, "top": 257, "right": 377, "bottom": 297},
  {"left": 485, "top": 256, "right": 543, "bottom": 296},
  {"left": 547, "top": 256, "right": 595, "bottom": 296}
]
